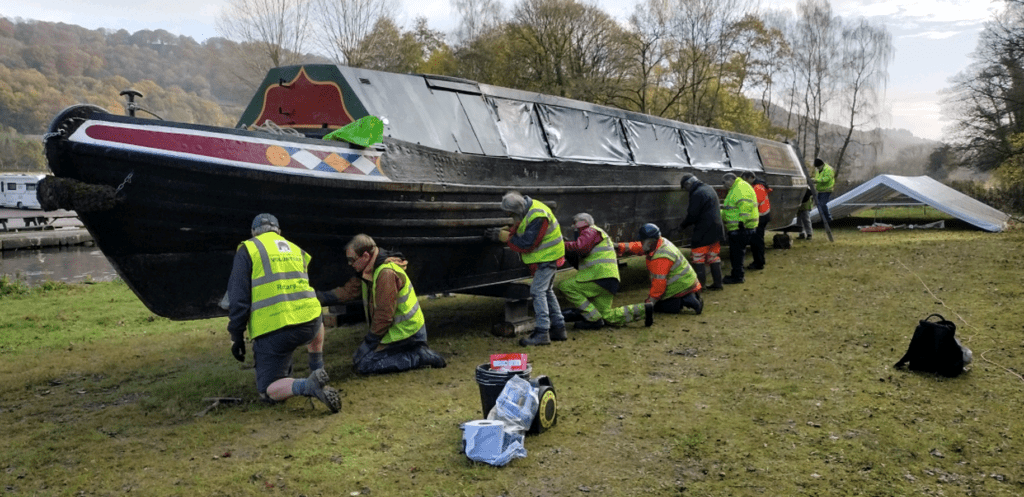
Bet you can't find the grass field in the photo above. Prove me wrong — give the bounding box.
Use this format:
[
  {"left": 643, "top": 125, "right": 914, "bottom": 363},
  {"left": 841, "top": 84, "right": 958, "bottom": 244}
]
[{"left": 2, "top": 224, "right": 1023, "bottom": 496}]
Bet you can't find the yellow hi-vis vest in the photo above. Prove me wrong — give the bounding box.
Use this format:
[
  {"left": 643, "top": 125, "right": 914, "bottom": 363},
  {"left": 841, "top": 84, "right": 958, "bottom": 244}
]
[
  {"left": 649, "top": 238, "right": 697, "bottom": 298},
  {"left": 241, "top": 232, "right": 321, "bottom": 340},
  {"left": 362, "top": 261, "right": 426, "bottom": 344},
  {"left": 722, "top": 179, "right": 759, "bottom": 232},
  {"left": 518, "top": 199, "right": 565, "bottom": 265},
  {"left": 576, "top": 226, "right": 620, "bottom": 283}
]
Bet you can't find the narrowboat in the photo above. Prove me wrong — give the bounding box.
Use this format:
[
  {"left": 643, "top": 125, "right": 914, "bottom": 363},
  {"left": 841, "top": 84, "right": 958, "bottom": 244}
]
[{"left": 42, "top": 64, "right": 808, "bottom": 320}]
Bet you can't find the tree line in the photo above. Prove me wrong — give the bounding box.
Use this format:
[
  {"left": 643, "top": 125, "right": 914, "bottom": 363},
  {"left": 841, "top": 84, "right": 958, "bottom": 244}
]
[{"left": 221, "top": 0, "right": 896, "bottom": 173}]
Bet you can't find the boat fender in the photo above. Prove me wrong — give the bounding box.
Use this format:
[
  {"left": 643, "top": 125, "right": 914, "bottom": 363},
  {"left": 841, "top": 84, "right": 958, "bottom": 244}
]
[{"left": 37, "top": 176, "right": 120, "bottom": 213}]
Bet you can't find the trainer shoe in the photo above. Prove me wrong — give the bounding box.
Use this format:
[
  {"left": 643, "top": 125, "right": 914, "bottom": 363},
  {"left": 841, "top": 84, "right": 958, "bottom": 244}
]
[{"left": 306, "top": 368, "right": 341, "bottom": 413}]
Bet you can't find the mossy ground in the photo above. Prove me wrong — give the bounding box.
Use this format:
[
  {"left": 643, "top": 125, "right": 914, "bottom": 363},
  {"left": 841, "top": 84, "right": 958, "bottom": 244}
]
[{"left": 2, "top": 223, "right": 1023, "bottom": 496}]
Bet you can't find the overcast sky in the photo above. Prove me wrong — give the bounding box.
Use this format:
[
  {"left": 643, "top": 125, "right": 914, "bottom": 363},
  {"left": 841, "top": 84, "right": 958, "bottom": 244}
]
[{"left": 2, "top": 0, "right": 1005, "bottom": 141}]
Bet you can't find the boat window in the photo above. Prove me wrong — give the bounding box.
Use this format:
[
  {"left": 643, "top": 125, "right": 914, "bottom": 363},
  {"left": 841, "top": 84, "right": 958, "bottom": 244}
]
[
  {"left": 724, "top": 138, "right": 763, "bottom": 171},
  {"left": 623, "top": 121, "right": 688, "bottom": 167},
  {"left": 535, "top": 105, "right": 631, "bottom": 164},
  {"left": 755, "top": 141, "right": 804, "bottom": 175},
  {"left": 680, "top": 130, "right": 729, "bottom": 169},
  {"left": 488, "top": 98, "right": 551, "bottom": 160}
]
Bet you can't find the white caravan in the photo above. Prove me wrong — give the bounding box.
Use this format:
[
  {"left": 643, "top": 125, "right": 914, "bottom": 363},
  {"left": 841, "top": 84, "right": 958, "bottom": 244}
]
[{"left": 0, "top": 173, "right": 47, "bottom": 209}]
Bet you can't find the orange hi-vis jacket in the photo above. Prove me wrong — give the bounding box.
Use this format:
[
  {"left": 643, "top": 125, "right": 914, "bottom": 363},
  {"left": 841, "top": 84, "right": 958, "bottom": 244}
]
[
  {"left": 616, "top": 238, "right": 698, "bottom": 300},
  {"left": 752, "top": 181, "right": 772, "bottom": 216}
]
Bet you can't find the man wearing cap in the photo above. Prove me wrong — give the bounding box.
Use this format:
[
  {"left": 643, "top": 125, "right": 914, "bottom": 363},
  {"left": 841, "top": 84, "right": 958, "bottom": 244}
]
[
  {"left": 615, "top": 223, "right": 702, "bottom": 315},
  {"left": 226, "top": 213, "right": 341, "bottom": 413},
  {"left": 558, "top": 212, "right": 653, "bottom": 329},
  {"left": 318, "top": 234, "right": 447, "bottom": 374},
  {"left": 812, "top": 158, "right": 835, "bottom": 225},
  {"left": 484, "top": 191, "right": 566, "bottom": 346},
  {"left": 679, "top": 173, "right": 727, "bottom": 291},
  {"left": 721, "top": 173, "right": 758, "bottom": 284}
]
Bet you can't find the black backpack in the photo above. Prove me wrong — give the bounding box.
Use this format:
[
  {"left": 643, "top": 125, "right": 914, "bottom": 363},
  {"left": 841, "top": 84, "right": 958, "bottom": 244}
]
[{"left": 894, "top": 314, "right": 966, "bottom": 377}]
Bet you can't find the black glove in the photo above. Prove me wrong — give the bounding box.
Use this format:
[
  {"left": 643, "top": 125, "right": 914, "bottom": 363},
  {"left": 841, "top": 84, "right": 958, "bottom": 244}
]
[
  {"left": 484, "top": 227, "right": 506, "bottom": 242},
  {"left": 231, "top": 340, "right": 245, "bottom": 362},
  {"left": 738, "top": 222, "right": 745, "bottom": 230}
]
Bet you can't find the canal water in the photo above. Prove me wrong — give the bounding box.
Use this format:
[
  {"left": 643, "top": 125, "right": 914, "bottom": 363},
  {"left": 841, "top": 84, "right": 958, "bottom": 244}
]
[{"left": 0, "top": 245, "right": 118, "bottom": 286}]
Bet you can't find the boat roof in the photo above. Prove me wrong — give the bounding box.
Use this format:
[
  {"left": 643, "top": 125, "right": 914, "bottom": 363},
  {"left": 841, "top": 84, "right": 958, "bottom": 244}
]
[{"left": 237, "top": 64, "right": 804, "bottom": 178}]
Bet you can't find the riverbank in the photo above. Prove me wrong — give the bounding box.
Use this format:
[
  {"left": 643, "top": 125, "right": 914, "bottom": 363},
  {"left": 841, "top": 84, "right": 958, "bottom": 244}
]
[
  {"left": 0, "top": 228, "right": 92, "bottom": 250},
  {"left": 0, "top": 207, "right": 91, "bottom": 251}
]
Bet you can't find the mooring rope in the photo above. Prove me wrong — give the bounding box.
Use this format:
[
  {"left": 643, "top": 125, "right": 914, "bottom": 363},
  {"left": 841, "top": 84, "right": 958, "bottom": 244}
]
[{"left": 897, "top": 258, "right": 1024, "bottom": 384}]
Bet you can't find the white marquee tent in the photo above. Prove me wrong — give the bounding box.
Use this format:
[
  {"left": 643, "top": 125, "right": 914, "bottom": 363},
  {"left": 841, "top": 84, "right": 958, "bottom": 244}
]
[{"left": 806, "top": 174, "right": 1010, "bottom": 232}]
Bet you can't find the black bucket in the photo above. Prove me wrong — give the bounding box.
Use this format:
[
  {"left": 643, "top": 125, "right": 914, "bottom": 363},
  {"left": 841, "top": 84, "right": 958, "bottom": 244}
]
[{"left": 475, "top": 363, "right": 532, "bottom": 418}]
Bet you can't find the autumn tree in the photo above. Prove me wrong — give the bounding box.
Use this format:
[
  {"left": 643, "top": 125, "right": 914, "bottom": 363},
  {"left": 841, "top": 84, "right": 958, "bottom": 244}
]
[
  {"left": 312, "top": 0, "right": 397, "bottom": 66},
  {"left": 832, "top": 19, "right": 893, "bottom": 172},
  {"left": 216, "top": 0, "right": 313, "bottom": 84},
  {"left": 619, "top": 0, "right": 675, "bottom": 116},
  {"left": 942, "top": 0, "right": 1024, "bottom": 172},
  {"left": 348, "top": 18, "right": 423, "bottom": 72},
  {"left": 451, "top": 0, "right": 504, "bottom": 47},
  {"left": 503, "top": 0, "right": 628, "bottom": 104},
  {"left": 790, "top": 0, "right": 840, "bottom": 163}
]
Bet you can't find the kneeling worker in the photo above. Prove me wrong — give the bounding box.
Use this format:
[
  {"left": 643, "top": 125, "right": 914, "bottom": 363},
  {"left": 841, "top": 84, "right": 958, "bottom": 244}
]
[
  {"left": 558, "top": 213, "right": 654, "bottom": 329},
  {"left": 319, "top": 234, "right": 446, "bottom": 375},
  {"left": 226, "top": 213, "right": 341, "bottom": 413},
  {"left": 616, "top": 223, "right": 703, "bottom": 315}
]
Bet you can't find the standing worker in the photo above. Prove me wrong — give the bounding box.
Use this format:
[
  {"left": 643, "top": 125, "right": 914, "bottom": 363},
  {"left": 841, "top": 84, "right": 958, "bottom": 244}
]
[
  {"left": 679, "top": 173, "right": 726, "bottom": 291},
  {"left": 812, "top": 158, "right": 835, "bottom": 225},
  {"left": 721, "top": 173, "right": 758, "bottom": 284},
  {"left": 740, "top": 171, "right": 771, "bottom": 270},
  {"left": 797, "top": 186, "right": 814, "bottom": 240},
  {"left": 318, "top": 234, "right": 447, "bottom": 375},
  {"left": 485, "top": 191, "right": 567, "bottom": 346},
  {"left": 226, "top": 213, "right": 341, "bottom": 413},
  {"left": 616, "top": 223, "right": 702, "bottom": 315},
  {"left": 558, "top": 213, "right": 654, "bottom": 329}
]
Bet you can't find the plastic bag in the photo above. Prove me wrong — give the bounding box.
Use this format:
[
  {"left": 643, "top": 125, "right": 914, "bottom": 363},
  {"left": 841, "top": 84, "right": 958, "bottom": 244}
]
[{"left": 487, "top": 375, "right": 538, "bottom": 435}]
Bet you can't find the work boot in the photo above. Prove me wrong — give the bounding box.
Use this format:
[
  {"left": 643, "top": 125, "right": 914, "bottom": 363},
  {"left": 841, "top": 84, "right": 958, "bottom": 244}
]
[
  {"left": 693, "top": 264, "right": 706, "bottom": 287},
  {"left": 644, "top": 302, "right": 654, "bottom": 327},
  {"left": 807, "top": 234, "right": 813, "bottom": 240},
  {"left": 708, "top": 262, "right": 724, "bottom": 290},
  {"left": 417, "top": 346, "right": 447, "bottom": 369},
  {"left": 550, "top": 326, "right": 567, "bottom": 341},
  {"left": 574, "top": 319, "right": 604, "bottom": 330},
  {"left": 746, "top": 264, "right": 764, "bottom": 270},
  {"left": 561, "top": 309, "right": 584, "bottom": 322},
  {"left": 797, "top": 233, "right": 807, "bottom": 240},
  {"left": 520, "top": 328, "right": 551, "bottom": 346},
  {"left": 723, "top": 275, "right": 744, "bottom": 284},
  {"left": 683, "top": 293, "right": 703, "bottom": 315},
  {"left": 306, "top": 369, "right": 341, "bottom": 413}
]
